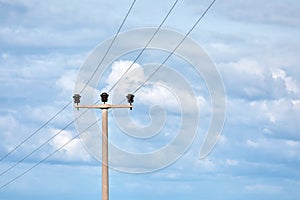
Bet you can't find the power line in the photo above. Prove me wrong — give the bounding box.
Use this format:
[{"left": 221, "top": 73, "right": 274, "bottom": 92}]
[
  {"left": 0, "top": 102, "right": 71, "bottom": 162},
  {"left": 0, "top": 0, "right": 137, "bottom": 162},
  {"left": 0, "top": 117, "right": 102, "bottom": 190},
  {"left": 0, "top": 0, "right": 178, "bottom": 177},
  {"left": 80, "top": 0, "right": 137, "bottom": 93},
  {"left": 0, "top": 0, "right": 180, "bottom": 186},
  {"left": 108, "top": 0, "right": 179, "bottom": 93},
  {"left": 0, "top": 0, "right": 216, "bottom": 189},
  {"left": 0, "top": 108, "right": 89, "bottom": 177},
  {"left": 133, "top": 0, "right": 217, "bottom": 94}
]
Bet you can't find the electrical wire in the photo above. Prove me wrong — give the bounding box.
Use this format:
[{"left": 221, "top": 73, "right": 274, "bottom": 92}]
[
  {"left": 0, "top": 0, "right": 178, "bottom": 177},
  {"left": 0, "top": 107, "right": 89, "bottom": 177},
  {"left": 0, "top": 116, "right": 102, "bottom": 190},
  {"left": 108, "top": 0, "right": 179, "bottom": 93},
  {"left": 0, "top": 0, "right": 216, "bottom": 189},
  {"left": 0, "top": 0, "right": 137, "bottom": 162},
  {"left": 0, "top": 0, "right": 178, "bottom": 179},
  {"left": 0, "top": 102, "right": 71, "bottom": 162},
  {"left": 80, "top": 0, "right": 137, "bottom": 93},
  {"left": 133, "top": 0, "right": 217, "bottom": 94},
  {"left": 0, "top": 0, "right": 180, "bottom": 188}
]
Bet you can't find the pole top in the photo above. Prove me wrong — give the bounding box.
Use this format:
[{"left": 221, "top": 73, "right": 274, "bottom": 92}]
[{"left": 73, "top": 93, "right": 134, "bottom": 110}]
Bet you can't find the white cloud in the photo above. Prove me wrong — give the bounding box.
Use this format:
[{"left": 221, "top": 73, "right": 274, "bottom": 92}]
[
  {"left": 225, "top": 159, "right": 239, "bottom": 166},
  {"left": 244, "top": 138, "right": 300, "bottom": 162},
  {"left": 105, "top": 60, "right": 144, "bottom": 91},
  {"left": 137, "top": 85, "right": 180, "bottom": 111},
  {"left": 194, "top": 158, "right": 217, "bottom": 172},
  {"left": 0, "top": 0, "right": 123, "bottom": 48},
  {"left": 56, "top": 70, "right": 78, "bottom": 93},
  {"left": 272, "top": 68, "right": 299, "bottom": 94},
  {"left": 244, "top": 184, "right": 282, "bottom": 193},
  {"left": 104, "top": 60, "right": 205, "bottom": 114},
  {"left": 50, "top": 128, "right": 91, "bottom": 162},
  {"left": 0, "top": 115, "right": 19, "bottom": 151},
  {"left": 246, "top": 139, "right": 259, "bottom": 148},
  {"left": 0, "top": 115, "right": 18, "bottom": 132},
  {"left": 0, "top": 113, "right": 45, "bottom": 156},
  {"left": 0, "top": 53, "right": 83, "bottom": 90},
  {"left": 220, "top": 59, "right": 299, "bottom": 100},
  {"left": 224, "top": 58, "right": 264, "bottom": 77},
  {"left": 219, "top": 58, "right": 270, "bottom": 99},
  {"left": 214, "top": 0, "right": 300, "bottom": 27}
]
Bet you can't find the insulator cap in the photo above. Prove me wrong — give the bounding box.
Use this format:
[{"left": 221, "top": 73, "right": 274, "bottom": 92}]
[
  {"left": 126, "top": 94, "right": 134, "bottom": 103},
  {"left": 100, "top": 92, "right": 109, "bottom": 103},
  {"left": 73, "top": 94, "right": 81, "bottom": 104}
]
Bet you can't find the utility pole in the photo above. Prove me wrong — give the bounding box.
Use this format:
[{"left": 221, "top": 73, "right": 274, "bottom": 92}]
[{"left": 73, "top": 92, "right": 134, "bottom": 200}]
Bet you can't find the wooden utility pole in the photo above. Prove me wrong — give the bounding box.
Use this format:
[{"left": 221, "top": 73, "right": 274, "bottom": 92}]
[{"left": 73, "top": 92, "right": 134, "bottom": 200}]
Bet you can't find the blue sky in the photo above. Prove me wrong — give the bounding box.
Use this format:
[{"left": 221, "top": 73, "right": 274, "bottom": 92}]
[{"left": 0, "top": 0, "right": 300, "bottom": 199}]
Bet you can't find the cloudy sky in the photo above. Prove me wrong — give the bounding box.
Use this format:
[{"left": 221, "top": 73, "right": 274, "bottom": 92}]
[{"left": 1, "top": 0, "right": 300, "bottom": 199}]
